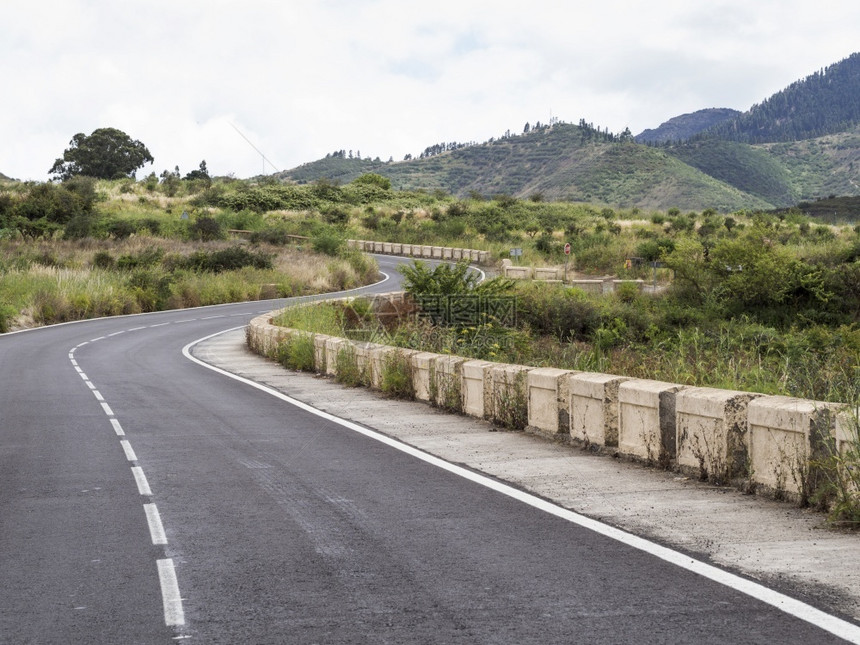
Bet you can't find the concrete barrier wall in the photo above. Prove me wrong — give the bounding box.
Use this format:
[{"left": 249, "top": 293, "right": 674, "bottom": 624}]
[
  {"left": 346, "top": 239, "right": 491, "bottom": 265},
  {"left": 247, "top": 299, "right": 855, "bottom": 506}
]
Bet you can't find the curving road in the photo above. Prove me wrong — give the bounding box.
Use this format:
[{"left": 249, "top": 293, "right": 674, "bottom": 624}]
[{"left": 0, "top": 255, "right": 857, "bottom": 644}]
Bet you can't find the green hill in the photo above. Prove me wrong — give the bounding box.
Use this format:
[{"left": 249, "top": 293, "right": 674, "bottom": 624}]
[
  {"left": 666, "top": 139, "right": 798, "bottom": 206},
  {"left": 280, "top": 123, "right": 771, "bottom": 212}
]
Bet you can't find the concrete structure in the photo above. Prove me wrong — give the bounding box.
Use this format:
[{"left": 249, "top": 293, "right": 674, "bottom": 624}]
[
  {"left": 410, "top": 352, "right": 440, "bottom": 402},
  {"left": 462, "top": 360, "right": 494, "bottom": 418},
  {"left": 345, "top": 238, "right": 491, "bottom": 265},
  {"left": 247, "top": 298, "right": 857, "bottom": 511},
  {"left": 676, "top": 388, "right": 759, "bottom": 484},
  {"left": 569, "top": 373, "right": 629, "bottom": 448},
  {"left": 618, "top": 379, "right": 685, "bottom": 465},
  {"left": 324, "top": 337, "right": 348, "bottom": 377},
  {"left": 312, "top": 334, "right": 331, "bottom": 373},
  {"left": 748, "top": 396, "right": 840, "bottom": 499},
  {"left": 504, "top": 266, "right": 533, "bottom": 280},
  {"left": 487, "top": 363, "right": 533, "bottom": 429},
  {"left": 527, "top": 368, "right": 575, "bottom": 437},
  {"left": 534, "top": 267, "right": 560, "bottom": 281},
  {"left": 430, "top": 355, "right": 465, "bottom": 410}
]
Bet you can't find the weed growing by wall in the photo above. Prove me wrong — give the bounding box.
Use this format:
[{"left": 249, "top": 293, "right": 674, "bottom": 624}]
[
  {"left": 335, "top": 344, "right": 364, "bottom": 387},
  {"left": 277, "top": 333, "right": 316, "bottom": 372},
  {"left": 380, "top": 350, "right": 414, "bottom": 399}
]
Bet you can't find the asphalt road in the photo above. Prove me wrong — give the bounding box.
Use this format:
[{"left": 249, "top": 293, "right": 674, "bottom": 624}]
[{"left": 0, "top": 255, "right": 856, "bottom": 644}]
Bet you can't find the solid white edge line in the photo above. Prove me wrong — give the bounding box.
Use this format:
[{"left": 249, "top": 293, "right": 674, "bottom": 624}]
[
  {"left": 144, "top": 503, "right": 167, "bottom": 545},
  {"left": 131, "top": 466, "right": 152, "bottom": 496},
  {"left": 156, "top": 559, "right": 185, "bottom": 626},
  {"left": 182, "top": 326, "right": 860, "bottom": 644},
  {"left": 120, "top": 440, "right": 137, "bottom": 462}
]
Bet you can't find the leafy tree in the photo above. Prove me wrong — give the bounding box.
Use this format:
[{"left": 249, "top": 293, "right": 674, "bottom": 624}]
[
  {"left": 184, "top": 160, "right": 210, "bottom": 181},
  {"left": 49, "top": 127, "right": 154, "bottom": 180}
]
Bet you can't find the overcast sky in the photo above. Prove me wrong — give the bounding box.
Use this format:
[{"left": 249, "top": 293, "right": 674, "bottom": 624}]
[{"left": 2, "top": 0, "right": 858, "bottom": 181}]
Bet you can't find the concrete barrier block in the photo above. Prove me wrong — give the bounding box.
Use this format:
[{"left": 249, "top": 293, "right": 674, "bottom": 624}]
[
  {"left": 504, "top": 266, "right": 533, "bottom": 280},
  {"left": 488, "top": 363, "right": 533, "bottom": 429},
  {"left": 432, "top": 246, "right": 443, "bottom": 259},
  {"left": 390, "top": 243, "right": 402, "bottom": 255},
  {"left": 442, "top": 247, "right": 453, "bottom": 260},
  {"left": 534, "top": 267, "right": 560, "bottom": 281},
  {"left": 373, "top": 241, "right": 385, "bottom": 253},
  {"left": 748, "top": 396, "right": 839, "bottom": 498},
  {"left": 410, "top": 352, "right": 440, "bottom": 402},
  {"left": 432, "top": 355, "right": 466, "bottom": 410},
  {"left": 527, "top": 368, "right": 576, "bottom": 437},
  {"left": 324, "top": 337, "right": 348, "bottom": 376},
  {"left": 382, "top": 242, "right": 393, "bottom": 254},
  {"left": 618, "top": 379, "right": 685, "bottom": 464},
  {"left": 676, "top": 388, "right": 759, "bottom": 483},
  {"left": 570, "top": 373, "right": 630, "bottom": 447},
  {"left": 352, "top": 341, "right": 384, "bottom": 384},
  {"left": 421, "top": 245, "right": 434, "bottom": 258},
  {"left": 452, "top": 248, "right": 463, "bottom": 260},
  {"left": 312, "top": 334, "right": 331, "bottom": 373},
  {"left": 462, "top": 360, "right": 493, "bottom": 418}
]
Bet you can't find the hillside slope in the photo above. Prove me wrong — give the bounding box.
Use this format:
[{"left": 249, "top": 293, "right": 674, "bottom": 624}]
[
  {"left": 635, "top": 108, "right": 740, "bottom": 144},
  {"left": 281, "top": 123, "right": 771, "bottom": 212}
]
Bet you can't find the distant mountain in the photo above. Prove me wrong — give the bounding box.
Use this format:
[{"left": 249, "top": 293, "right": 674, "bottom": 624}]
[
  {"left": 701, "top": 52, "right": 860, "bottom": 143},
  {"left": 278, "top": 53, "right": 860, "bottom": 212},
  {"left": 0, "top": 171, "right": 13, "bottom": 181},
  {"left": 635, "top": 108, "right": 740, "bottom": 144}
]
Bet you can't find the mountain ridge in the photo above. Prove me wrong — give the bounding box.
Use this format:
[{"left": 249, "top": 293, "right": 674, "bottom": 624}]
[{"left": 278, "top": 52, "right": 860, "bottom": 212}]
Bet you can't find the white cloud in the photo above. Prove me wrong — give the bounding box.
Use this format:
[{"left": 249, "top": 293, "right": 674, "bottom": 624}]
[{"left": 1, "top": 0, "right": 858, "bottom": 181}]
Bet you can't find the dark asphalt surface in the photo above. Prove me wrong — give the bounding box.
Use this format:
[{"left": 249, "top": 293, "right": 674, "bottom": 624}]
[{"left": 0, "top": 255, "right": 856, "bottom": 644}]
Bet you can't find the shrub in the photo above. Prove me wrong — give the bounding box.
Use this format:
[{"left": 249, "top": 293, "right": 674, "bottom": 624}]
[
  {"left": 312, "top": 229, "right": 345, "bottom": 256},
  {"left": 92, "top": 250, "right": 115, "bottom": 269},
  {"left": 335, "top": 344, "right": 364, "bottom": 387},
  {"left": 189, "top": 215, "right": 224, "bottom": 241},
  {"left": 277, "top": 333, "right": 316, "bottom": 372},
  {"left": 380, "top": 350, "right": 414, "bottom": 399}
]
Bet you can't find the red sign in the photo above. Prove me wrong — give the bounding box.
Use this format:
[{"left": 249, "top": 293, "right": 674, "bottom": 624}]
[{"left": 564, "top": 243, "right": 571, "bottom": 255}]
